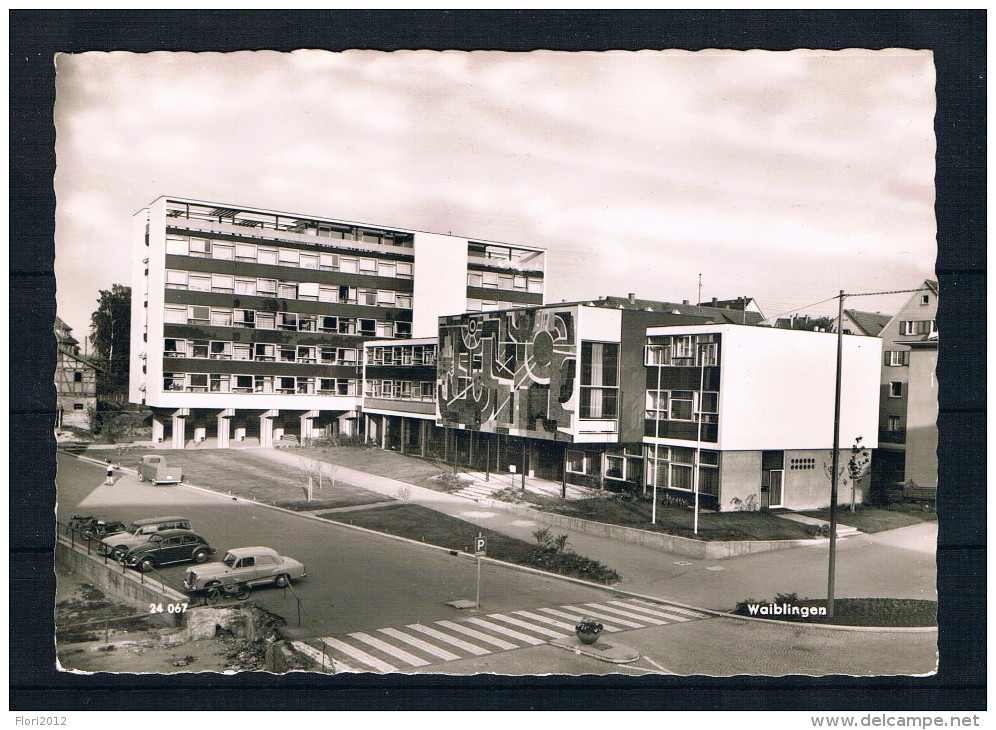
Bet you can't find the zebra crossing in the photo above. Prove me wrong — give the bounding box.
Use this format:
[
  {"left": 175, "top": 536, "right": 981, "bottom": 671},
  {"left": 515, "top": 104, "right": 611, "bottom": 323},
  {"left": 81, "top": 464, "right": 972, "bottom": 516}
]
[{"left": 292, "top": 597, "right": 710, "bottom": 673}]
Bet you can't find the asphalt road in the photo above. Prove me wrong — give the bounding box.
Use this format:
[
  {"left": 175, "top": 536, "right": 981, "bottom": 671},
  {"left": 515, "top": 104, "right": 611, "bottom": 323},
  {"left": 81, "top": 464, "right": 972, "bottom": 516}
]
[{"left": 55, "top": 453, "right": 614, "bottom": 637}]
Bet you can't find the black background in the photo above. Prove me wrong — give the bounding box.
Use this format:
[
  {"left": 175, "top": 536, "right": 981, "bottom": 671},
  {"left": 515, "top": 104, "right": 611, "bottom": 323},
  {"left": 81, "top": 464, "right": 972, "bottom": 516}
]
[{"left": 10, "top": 10, "right": 985, "bottom": 712}]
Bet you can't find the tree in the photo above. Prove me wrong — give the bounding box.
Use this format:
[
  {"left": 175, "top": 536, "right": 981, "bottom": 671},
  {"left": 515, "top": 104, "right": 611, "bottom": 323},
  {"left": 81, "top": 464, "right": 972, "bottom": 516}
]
[
  {"left": 89, "top": 285, "right": 131, "bottom": 402},
  {"left": 824, "top": 436, "right": 871, "bottom": 512}
]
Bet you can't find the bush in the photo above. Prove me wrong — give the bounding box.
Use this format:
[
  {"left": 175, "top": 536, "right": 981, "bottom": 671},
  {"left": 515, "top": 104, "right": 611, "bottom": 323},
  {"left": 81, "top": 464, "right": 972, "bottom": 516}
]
[
  {"left": 730, "top": 494, "right": 760, "bottom": 512},
  {"left": 805, "top": 523, "right": 832, "bottom": 538},
  {"left": 434, "top": 472, "right": 471, "bottom": 491}
]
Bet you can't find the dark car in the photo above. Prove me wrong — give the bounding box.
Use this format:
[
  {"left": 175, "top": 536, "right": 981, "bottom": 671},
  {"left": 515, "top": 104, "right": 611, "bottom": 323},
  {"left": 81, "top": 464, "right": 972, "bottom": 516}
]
[{"left": 123, "top": 529, "right": 215, "bottom": 572}]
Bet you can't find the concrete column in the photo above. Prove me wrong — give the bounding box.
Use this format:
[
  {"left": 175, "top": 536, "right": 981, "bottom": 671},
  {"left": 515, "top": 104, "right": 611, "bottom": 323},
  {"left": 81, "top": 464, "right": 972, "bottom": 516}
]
[
  {"left": 400, "top": 419, "right": 407, "bottom": 455},
  {"left": 381, "top": 415, "right": 388, "bottom": 450},
  {"left": 420, "top": 420, "right": 427, "bottom": 457},
  {"left": 217, "top": 409, "right": 233, "bottom": 449},
  {"left": 170, "top": 410, "right": 187, "bottom": 450},
  {"left": 364, "top": 414, "right": 371, "bottom": 442},
  {"left": 300, "top": 410, "right": 318, "bottom": 442},
  {"left": 151, "top": 416, "right": 164, "bottom": 444},
  {"left": 234, "top": 422, "right": 247, "bottom": 442},
  {"left": 193, "top": 423, "right": 207, "bottom": 444},
  {"left": 260, "top": 410, "right": 277, "bottom": 448}
]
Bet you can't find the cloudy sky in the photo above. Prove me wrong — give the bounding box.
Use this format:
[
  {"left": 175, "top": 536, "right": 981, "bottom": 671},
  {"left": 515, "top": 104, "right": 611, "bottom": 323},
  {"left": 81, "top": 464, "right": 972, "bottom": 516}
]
[{"left": 54, "top": 49, "right": 936, "bottom": 339}]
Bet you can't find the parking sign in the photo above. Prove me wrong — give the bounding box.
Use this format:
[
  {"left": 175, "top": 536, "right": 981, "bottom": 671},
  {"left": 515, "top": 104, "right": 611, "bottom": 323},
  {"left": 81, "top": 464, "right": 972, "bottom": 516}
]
[{"left": 474, "top": 534, "right": 487, "bottom": 557}]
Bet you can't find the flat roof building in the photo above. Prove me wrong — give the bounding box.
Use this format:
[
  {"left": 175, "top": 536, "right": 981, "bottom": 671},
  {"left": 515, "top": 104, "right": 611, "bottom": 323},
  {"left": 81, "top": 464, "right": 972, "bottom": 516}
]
[{"left": 129, "top": 196, "right": 545, "bottom": 448}]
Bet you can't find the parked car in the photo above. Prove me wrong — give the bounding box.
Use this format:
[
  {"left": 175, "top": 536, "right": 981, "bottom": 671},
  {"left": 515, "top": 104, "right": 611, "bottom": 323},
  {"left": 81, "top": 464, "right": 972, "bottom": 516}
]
[
  {"left": 137, "top": 455, "right": 183, "bottom": 485},
  {"left": 183, "top": 547, "right": 307, "bottom": 593},
  {"left": 99, "top": 516, "right": 192, "bottom": 558},
  {"left": 122, "top": 529, "right": 216, "bottom": 572}
]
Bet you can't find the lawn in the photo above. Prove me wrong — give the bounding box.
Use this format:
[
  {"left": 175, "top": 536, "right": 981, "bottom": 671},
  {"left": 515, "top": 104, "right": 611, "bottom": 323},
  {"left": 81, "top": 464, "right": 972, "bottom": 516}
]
[
  {"left": 801, "top": 507, "right": 937, "bottom": 533},
  {"left": 324, "top": 503, "right": 620, "bottom": 584},
  {"left": 732, "top": 596, "right": 937, "bottom": 627},
  {"left": 294, "top": 445, "right": 459, "bottom": 492},
  {"left": 492, "top": 489, "right": 815, "bottom": 542},
  {"left": 85, "top": 447, "right": 390, "bottom": 511}
]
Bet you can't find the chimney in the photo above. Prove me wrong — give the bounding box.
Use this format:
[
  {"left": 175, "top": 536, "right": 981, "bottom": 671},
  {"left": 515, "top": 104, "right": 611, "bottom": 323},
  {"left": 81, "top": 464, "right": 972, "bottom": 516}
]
[
  {"left": 628, "top": 293, "right": 636, "bottom": 304},
  {"left": 711, "top": 297, "right": 718, "bottom": 307}
]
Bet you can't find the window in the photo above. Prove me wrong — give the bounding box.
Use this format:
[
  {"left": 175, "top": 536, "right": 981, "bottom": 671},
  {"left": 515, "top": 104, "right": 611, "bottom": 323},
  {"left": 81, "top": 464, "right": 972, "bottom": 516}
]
[
  {"left": 319, "top": 286, "right": 338, "bottom": 303},
  {"left": 209, "top": 374, "right": 230, "bottom": 393},
  {"left": 672, "top": 336, "right": 695, "bottom": 363},
  {"left": 645, "top": 343, "right": 670, "bottom": 366},
  {"left": 698, "top": 392, "right": 719, "bottom": 423},
  {"left": 278, "top": 283, "right": 298, "bottom": 299},
  {"left": 210, "top": 341, "right": 232, "bottom": 359},
  {"left": 338, "top": 318, "right": 356, "bottom": 335},
  {"left": 319, "top": 378, "right": 337, "bottom": 394},
  {"left": 466, "top": 299, "right": 483, "bottom": 313},
  {"left": 396, "top": 262, "right": 413, "bottom": 279},
  {"left": 73, "top": 371, "right": 83, "bottom": 383},
  {"left": 233, "top": 344, "right": 251, "bottom": 361},
  {"left": 211, "top": 274, "right": 234, "bottom": 293},
  {"left": 278, "top": 312, "right": 298, "bottom": 330},
  {"left": 605, "top": 455, "right": 626, "bottom": 480},
  {"left": 580, "top": 342, "right": 619, "bottom": 419},
  {"left": 163, "top": 373, "right": 184, "bottom": 391},
  {"left": 339, "top": 257, "right": 359, "bottom": 274},
  {"left": 296, "top": 377, "right": 316, "bottom": 395},
  {"left": 254, "top": 375, "right": 273, "bottom": 393},
  {"left": 235, "top": 243, "right": 257, "bottom": 261},
  {"left": 235, "top": 278, "right": 256, "bottom": 295},
  {"left": 669, "top": 391, "right": 695, "bottom": 421},
  {"left": 359, "top": 288, "right": 377, "bottom": 306},
  {"left": 298, "top": 315, "right": 317, "bottom": 332},
  {"left": 164, "top": 338, "right": 184, "bottom": 357},
  {"left": 73, "top": 403, "right": 84, "bottom": 410},
  {"left": 378, "top": 261, "right": 396, "bottom": 278},
  {"left": 257, "top": 279, "right": 277, "bottom": 296},
  {"left": 277, "top": 377, "right": 296, "bottom": 394},
  {"left": 299, "top": 253, "right": 319, "bottom": 270},
  {"left": 337, "top": 380, "right": 356, "bottom": 396},
  {"left": 297, "top": 346, "right": 317, "bottom": 363},
  {"left": 188, "top": 373, "right": 208, "bottom": 392},
  {"left": 188, "top": 274, "right": 211, "bottom": 292},
  {"left": 359, "top": 258, "right": 377, "bottom": 273},
  {"left": 189, "top": 340, "right": 209, "bottom": 358},
  {"left": 498, "top": 274, "right": 514, "bottom": 290},
  {"left": 394, "top": 322, "right": 412, "bottom": 338},
  {"left": 319, "top": 253, "right": 339, "bottom": 270},
  {"left": 298, "top": 282, "right": 319, "bottom": 301},
  {"left": 188, "top": 238, "right": 211, "bottom": 257},
  {"left": 210, "top": 309, "right": 233, "bottom": 327},
  {"left": 921, "top": 294, "right": 930, "bottom": 305},
  {"left": 165, "top": 235, "right": 188, "bottom": 256},
  {"left": 527, "top": 277, "right": 543, "bottom": 293},
  {"left": 395, "top": 293, "right": 412, "bottom": 309},
  {"left": 279, "top": 346, "right": 296, "bottom": 362},
  {"left": 339, "top": 348, "right": 357, "bottom": 365},
  {"left": 887, "top": 415, "right": 902, "bottom": 432},
  {"left": 257, "top": 247, "right": 278, "bottom": 266},
  {"left": 165, "top": 270, "right": 187, "bottom": 289},
  {"left": 481, "top": 272, "right": 498, "bottom": 288},
  {"left": 359, "top": 319, "right": 377, "bottom": 336},
  {"left": 278, "top": 248, "right": 300, "bottom": 266},
  {"left": 319, "top": 316, "right": 338, "bottom": 332},
  {"left": 901, "top": 320, "right": 934, "bottom": 336},
  {"left": 889, "top": 381, "right": 903, "bottom": 398},
  {"left": 165, "top": 306, "right": 187, "bottom": 324},
  {"left": 698, "top": 342, "right": 718, "bottom": 366},
  {"left": 188, "top": 306, "right": 210, "bottom": 324},
  {"left": 420, "top": 382, "right": 435, "bottom": 399},
  {"left": 254, "top": 344, "right": 275, "bottom": 361},
  {"left": 513, "top": 275, "right": 527, "bottom": 290},
  {"left": 361, "top": 232, "right": 382, "bottom": 245},
  {"left": 212, "top": 243, "right": 234, "bottom": 261},
  {"left": 885, "top": 350, "right": 910, "bottom": 367},
  {"left": 320, "top": 347, "right": 337, "bottom": 364},
  {"left": 256, "top": 312, "right": 275, "bottom": 330},
  {"left": 234, "top": 309, "right": 255, "bottom": 328},
  {"left": 377, "top": 289, "right": 396, "bottom": 306}
]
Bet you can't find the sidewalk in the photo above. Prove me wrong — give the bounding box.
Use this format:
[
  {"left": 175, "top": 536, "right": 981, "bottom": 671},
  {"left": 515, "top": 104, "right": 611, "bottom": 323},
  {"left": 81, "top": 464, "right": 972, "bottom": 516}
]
[{"left": 249, "top": 448, "right": 937, "bottom": 611}]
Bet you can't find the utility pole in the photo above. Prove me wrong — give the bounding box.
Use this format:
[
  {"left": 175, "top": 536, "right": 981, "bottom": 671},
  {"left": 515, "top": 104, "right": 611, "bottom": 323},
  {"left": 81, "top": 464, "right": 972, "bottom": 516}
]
[
  {"left": 827, "top": 290, "right": 845, "bottom": 619},
  {"left": 698, "top": 274, "right": 702, "bottom": 307}
]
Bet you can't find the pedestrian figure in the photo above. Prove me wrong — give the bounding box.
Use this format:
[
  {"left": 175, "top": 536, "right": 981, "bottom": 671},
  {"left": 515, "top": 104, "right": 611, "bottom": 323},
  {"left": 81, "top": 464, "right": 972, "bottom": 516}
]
[{"left": 105, "top": 460, "right": 115, "bottom": 486}]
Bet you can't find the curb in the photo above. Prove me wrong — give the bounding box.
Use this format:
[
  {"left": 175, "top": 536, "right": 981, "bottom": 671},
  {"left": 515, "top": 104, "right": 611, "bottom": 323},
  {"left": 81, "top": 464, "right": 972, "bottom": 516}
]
[{"left": 62, "top": 450, "right": 937, "bottom": 635}]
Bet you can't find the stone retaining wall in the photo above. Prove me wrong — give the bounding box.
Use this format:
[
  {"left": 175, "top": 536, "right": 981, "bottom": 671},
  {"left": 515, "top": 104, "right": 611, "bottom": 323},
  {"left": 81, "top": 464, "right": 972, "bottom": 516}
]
[{"left": 478, "top": 498, "right": 817, "bottom": 559}]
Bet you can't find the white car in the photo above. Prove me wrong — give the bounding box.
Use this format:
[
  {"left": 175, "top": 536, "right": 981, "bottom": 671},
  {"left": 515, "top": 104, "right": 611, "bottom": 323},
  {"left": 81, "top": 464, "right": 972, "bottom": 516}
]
[{"left": 183, "top": 547, "right": 307, "bottom": 593}]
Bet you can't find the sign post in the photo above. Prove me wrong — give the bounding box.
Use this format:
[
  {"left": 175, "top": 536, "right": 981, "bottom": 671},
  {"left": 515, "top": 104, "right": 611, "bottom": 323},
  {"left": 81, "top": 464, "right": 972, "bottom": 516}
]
[{"left": 474, "top": 532, "right": 487, "bottom": 609}]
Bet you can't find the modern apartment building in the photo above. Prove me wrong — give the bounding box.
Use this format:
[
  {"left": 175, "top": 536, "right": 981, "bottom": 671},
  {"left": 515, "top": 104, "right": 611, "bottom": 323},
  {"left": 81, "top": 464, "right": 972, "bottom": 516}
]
[
  {"left": 414, "top": 299, "right": 881, "bottom": 511},
  {"left": 129, "top": 196, "right": 545, "bottom": 448}
]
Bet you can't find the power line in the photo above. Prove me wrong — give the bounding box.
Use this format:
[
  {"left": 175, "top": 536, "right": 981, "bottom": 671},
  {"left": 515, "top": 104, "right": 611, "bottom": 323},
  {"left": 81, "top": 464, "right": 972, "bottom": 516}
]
[
  {"left": 760, "top": 285, "right": 931, "bottom": 325},
  {"left": 760, "top": 295, "right": 839, "bottom": 325}
]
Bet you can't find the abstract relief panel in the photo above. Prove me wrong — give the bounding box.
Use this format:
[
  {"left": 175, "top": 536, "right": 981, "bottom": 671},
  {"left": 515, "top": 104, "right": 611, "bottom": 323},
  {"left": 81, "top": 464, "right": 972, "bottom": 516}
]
[{"left": 438, "top": 307, "right": 578, "bottom": 440}]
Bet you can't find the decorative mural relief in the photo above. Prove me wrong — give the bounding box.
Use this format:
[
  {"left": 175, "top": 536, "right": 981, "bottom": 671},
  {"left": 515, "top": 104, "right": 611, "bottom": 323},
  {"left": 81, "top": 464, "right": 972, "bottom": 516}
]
[{"left": 438, "top": 307, "right": 578, "bottom": 440}]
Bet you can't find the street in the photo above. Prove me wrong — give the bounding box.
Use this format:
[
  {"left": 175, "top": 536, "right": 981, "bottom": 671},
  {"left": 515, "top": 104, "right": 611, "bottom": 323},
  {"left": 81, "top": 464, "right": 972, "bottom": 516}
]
[{"left": 55, "top": 452, "right": 938, "bottom": 676}]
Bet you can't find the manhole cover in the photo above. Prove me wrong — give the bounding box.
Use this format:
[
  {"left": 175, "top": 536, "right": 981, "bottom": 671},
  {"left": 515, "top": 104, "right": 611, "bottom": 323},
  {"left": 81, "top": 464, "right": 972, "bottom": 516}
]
[
  {"left": 705, "top": 566, "right": 725, "bottom": 571},
  {"left": 674, "top": 561, "right": 691, "bottom": 566},
  {"left": 446, "top": 599, "right": 478, "bottom": 610}
]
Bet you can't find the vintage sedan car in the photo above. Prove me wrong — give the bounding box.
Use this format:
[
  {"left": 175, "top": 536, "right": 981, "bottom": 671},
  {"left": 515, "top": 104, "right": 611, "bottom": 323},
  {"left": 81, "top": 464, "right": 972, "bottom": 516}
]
[
  {"left": 183, "top": 547, "right": 307, "bottom": 593},
  {"left": 99, "top": 516, "right": 192, "bottom": 558},
  {"left": 122, "top": 529, "right": 215, "bottom": 572}
]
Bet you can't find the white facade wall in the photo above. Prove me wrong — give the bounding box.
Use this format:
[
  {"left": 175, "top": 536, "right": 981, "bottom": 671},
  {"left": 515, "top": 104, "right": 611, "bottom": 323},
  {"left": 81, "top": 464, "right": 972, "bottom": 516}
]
[{"left": 411, "top": 232, "right": 468, "bottom": 337}]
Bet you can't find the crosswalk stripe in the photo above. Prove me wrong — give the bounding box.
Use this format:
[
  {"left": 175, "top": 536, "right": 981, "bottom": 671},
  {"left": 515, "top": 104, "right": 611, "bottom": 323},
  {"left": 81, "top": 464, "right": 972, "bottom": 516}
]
[
  {"left": 378, "top": 628, "right": 461, "bottom": 662},
  {"left": 563, "top": 605, "right": 645, "bottom": 628},
  {"left": 488, "top": 613, "right": 567, "bottom": 639},
  {"left": 535, "top": 607, "right": 622, "bottom": 632},
  {"left": 437, "top": 620, "right": 519, "bottom": 650},
  {"left": 466, "top": 617, "right": 546, "bottom": 645},
  {"left": 321, "top": 636, "right": 397, "bottom": 673},
  {"left": 349, "top": 632, "right": 430, "bottom": 666},
  {"left": 408, "top": 624, "right": 492, "bottom": 656},
  {"left": 512, "top": 610, "right": 577, "bottom": 632},
  {"left": 291, "top": 641, "right": 356, "bottom": 673},
  {"left": 630, "top": 598, "right": 706, "bottom": 618},
  {"left": 585, "top": 602, "right": 668, "bottom": 625},
  {"left": 613, "top": 600, "right": 692, "bottom": 622}
]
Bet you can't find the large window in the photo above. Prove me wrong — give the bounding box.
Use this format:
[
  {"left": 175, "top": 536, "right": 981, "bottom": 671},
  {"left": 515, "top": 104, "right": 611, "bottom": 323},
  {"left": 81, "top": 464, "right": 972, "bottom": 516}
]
[
  {"left": 900, "top": 320, "right": 935, "bottom": 336},
  {"left": 889, "top": 381, "right": 903, "bottom": 398},
  {"left": 648, "top": 447, "right": 719, "bottom": 495},
  {"left": 885, "top": 350, "right": 910, "bottom": 367},
  {"left": 645, "top": 333, "right": 720, "bottom": 367},
  {"left": 580, "top": 342, "right": 619, "bottom": 419}
]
